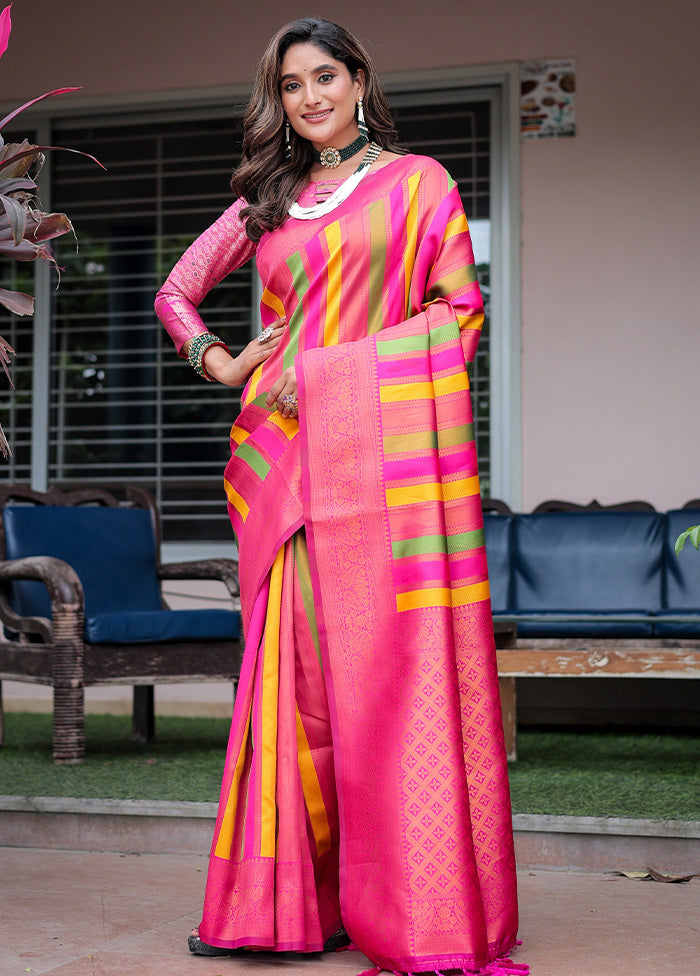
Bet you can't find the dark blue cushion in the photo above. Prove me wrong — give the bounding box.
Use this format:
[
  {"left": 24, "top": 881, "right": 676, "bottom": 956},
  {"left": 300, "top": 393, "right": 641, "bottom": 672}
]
[
  {"left": 86, "top": 608, "right": 241, "bottom": 644},
  {"left": 652, "top": 611, "right": 700, "bottom": 637},
  {"left": 512, "top": 511, "right": 664, "bottom": 613},
  {"left": 482, "top": 514, "right": 513, "bottom": 612},
  {"left": 3, "top": 505, "right": 163, "bottom": 619},
  {"left": 663, "top": 509, "right": 700, "bottom": 611},
  {"left": 495, "top": 610, "right": 654, "bottom": 638}
]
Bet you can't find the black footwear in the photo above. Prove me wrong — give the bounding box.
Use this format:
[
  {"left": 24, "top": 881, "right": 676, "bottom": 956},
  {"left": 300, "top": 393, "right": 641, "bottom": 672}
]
[
  {"left": 323, "top": 927, "right": 351, "bottom": 952},
  {"left": 187, "top": 934, "right": 234, "bottom": 956}
]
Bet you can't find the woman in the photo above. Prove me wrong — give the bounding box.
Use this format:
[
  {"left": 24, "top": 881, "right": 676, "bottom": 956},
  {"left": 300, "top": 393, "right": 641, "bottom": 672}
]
[{"left": 155, "top": 18, "right": 525, "bottom": 976}]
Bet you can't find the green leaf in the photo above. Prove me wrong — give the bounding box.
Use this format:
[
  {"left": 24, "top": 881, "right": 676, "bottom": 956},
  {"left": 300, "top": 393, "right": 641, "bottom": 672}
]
[
  {"left": 675, "top": 525, "right": 700, "bottom": 555},
  {"left": 675, "top": 529, "right": 690, "bottom": 555}
]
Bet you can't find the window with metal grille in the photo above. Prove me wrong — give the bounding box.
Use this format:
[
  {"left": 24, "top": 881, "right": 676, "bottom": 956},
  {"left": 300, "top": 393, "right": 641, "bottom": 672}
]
[
  {"left": 0, "top": 126, "right": 36, "bottom": 478},
  {"left": 0, "top": 91, "right": 493, "bottom": 542},
  {"left": 0, "top": 263, "right": 33, "bottom": 478},
  {"left": 46, "top": 111, "right": 252, "bottom": 542}
]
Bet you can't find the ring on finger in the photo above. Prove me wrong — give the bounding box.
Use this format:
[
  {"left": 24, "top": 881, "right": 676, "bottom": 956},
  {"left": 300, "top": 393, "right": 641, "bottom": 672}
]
[
  {"left": 257, "top": 326, "right": 274, "bottom": 344},
  {"left": 282, "top": 393, "right": 298, "bottom": 412}
]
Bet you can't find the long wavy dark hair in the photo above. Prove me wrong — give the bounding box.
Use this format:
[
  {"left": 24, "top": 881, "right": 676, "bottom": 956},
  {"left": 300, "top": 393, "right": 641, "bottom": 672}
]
[{"left": 232, "top": 18, "right": 405, "bottom": 242}]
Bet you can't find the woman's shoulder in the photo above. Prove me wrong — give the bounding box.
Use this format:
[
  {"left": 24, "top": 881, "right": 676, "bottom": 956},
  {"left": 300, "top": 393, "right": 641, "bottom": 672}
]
[{"left": 375, "top": 152, "right": 453, "bottom": 187}]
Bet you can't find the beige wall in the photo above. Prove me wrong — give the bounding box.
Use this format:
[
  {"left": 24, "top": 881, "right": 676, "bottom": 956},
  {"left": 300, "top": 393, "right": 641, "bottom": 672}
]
[{"left": 5, "top": 0, "right": 700, "bottom": 510}]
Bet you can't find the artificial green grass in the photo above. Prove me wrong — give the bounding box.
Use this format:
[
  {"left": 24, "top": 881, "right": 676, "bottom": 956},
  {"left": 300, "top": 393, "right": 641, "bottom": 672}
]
[
  {"left": 1, "top": 712, "right": 698, "bottom": 821},
  {"left": 507, "top": 728, "right": 700, "bottom": 822},
  {"left": 0, "top": 712, "right": 230, "bottom": 803}
]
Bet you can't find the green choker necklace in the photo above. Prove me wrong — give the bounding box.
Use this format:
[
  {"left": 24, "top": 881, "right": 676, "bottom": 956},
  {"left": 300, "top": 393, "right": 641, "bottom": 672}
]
[{"left": 312, "top": 133, "right": 369, "bottom": 170}]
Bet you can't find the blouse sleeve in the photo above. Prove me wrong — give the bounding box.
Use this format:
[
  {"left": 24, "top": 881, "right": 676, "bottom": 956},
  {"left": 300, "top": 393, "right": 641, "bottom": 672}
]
[{"left": 154, "top": 197, "right": 257, "bottom": 357}]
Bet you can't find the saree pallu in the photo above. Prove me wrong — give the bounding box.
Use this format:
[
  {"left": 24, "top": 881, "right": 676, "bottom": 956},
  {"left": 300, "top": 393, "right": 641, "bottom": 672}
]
[{"left": 199, "top": 156, "right": 521, "bottom": 974}]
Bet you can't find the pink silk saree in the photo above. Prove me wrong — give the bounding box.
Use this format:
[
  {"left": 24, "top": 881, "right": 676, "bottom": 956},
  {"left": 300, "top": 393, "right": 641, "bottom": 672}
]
[{"left": 155, "top": 154, "right": 522, "bottom": 975}]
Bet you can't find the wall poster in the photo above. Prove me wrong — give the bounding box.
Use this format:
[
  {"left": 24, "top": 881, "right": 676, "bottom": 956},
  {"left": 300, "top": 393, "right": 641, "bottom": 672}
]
[{"left": 521, "top": 59, "right": 576, "bottom": 140}]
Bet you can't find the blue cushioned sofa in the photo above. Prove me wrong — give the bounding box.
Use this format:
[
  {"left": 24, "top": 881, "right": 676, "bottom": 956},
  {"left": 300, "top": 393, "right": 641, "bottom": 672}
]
[
  {"left": 483, "top": 500, "right": 700, "bottom": 758},
  {"left": 0, "top": 484, "right": 244, "bottom": 763}
]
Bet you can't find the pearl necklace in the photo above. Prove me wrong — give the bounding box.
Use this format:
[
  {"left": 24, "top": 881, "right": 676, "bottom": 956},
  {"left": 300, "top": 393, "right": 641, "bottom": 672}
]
[{"left": 288, "top": 143, "right": 382, "bottom": 221}]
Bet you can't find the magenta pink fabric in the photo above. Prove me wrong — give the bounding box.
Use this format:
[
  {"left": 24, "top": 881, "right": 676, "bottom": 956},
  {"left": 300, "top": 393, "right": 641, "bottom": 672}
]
[{"left": 156, "top": 155, "right": 524, "bottom": 975}]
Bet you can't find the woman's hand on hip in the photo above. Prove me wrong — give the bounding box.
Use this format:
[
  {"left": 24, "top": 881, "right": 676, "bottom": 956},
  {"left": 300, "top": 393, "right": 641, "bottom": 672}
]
[
  {"left": 201, "top": 318, "right": 286, "bottom": 387},
  {"left": 267, "top": 366, "right": 298, "bottom": 418}
]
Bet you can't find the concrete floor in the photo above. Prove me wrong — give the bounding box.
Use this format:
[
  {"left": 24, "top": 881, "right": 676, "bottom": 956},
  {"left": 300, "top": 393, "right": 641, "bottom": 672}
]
[{"left": 1, "top": 848, "right": 699, "bottom": 976}]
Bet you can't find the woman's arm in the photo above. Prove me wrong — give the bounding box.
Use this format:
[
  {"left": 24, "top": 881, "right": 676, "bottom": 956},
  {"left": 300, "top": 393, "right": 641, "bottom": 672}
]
[
  {"left": 155, "top": 196, "right": 286, "bottom": 386},
  {"left": 155, "top": 197, "right": 256, "bottom": 358}
]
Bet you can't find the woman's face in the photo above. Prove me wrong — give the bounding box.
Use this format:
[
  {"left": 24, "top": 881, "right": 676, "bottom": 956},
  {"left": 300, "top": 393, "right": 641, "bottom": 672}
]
[{"left": 279, "top": 42, "right": 365, "bottom": 151}]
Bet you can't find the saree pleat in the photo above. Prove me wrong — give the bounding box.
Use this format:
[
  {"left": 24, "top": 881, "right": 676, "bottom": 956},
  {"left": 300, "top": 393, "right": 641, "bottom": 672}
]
[{"left": 199, "top": 532, "right": 341, "bottom": 951}]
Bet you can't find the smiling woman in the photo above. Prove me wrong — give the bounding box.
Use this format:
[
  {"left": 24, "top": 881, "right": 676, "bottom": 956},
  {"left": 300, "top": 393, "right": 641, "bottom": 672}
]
[
  {"left": 279, "top": 45, "right": 365, "bottom": 158},
  {"left": 227, "top": 18, "right": 404, "bottom": 243},
  {"left": 155, "top": 16, "right": 524, "bottom": 976}
]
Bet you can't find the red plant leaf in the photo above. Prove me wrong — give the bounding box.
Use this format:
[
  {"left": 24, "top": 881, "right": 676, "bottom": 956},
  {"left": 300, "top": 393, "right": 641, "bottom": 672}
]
[
  {"left": 0, "top": 87, "right": 82, "bottom": 131},
  {"left": 0, "top": 232, "right": 62, "bottom": 267},
  {"left": 0, "top": 177, "right": 36, "bottom": 193},
  {"left": 0, "top": 424, "right": 11, "bottom": 459},
  {"left": 0, "top": 285, "right": 31, "bottom": 319},
  {"left": 0, "top": 5, "right": 11, "bottom": 62},
  {"left": 0, "top": 145, "right": 42, "bottom": 177},
  {"left": 0, "top": 143, "right": 104, "bottom": 174},
  {"left": 1, "top": 191, "right": 26, "bottom": 244},
  {"left": 23, "top": 210, "right": 73, "bottom": 242},
  {"left": 0, "top": 138, "right": 39, "bottom": 178},
  {"left": 0, "top": 236, "right": 40, "bottom": 259}
]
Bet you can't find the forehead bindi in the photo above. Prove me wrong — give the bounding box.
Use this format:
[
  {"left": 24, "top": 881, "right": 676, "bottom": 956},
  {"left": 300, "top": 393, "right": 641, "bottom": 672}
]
[{"left": 279, "top": 43, "right": 347, "bottom": 83}]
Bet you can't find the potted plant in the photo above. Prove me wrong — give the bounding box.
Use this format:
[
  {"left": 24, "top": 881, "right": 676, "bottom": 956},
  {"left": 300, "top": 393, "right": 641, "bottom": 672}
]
[{"left": 0, "top": 3, "right": 101, "bottom": 456}]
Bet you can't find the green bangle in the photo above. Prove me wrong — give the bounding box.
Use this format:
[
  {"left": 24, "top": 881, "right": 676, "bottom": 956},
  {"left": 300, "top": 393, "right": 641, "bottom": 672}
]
[{"left": 188, "top": 332, "right": 229, "bottom": 381}]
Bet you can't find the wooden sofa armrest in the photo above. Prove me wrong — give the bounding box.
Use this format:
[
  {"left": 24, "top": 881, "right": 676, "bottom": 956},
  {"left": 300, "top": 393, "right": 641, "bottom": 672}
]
[
  {"left": 158, "top": 558, "right": 240, "bottom": 600},
  {"left": 0, "top": 556, "right": 85, "bottom": 642}
]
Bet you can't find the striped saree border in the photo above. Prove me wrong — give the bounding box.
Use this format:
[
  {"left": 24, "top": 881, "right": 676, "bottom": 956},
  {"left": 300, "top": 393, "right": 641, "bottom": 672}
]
[{"left": 377, "top": 302, "right": 490, "bottom": 614}]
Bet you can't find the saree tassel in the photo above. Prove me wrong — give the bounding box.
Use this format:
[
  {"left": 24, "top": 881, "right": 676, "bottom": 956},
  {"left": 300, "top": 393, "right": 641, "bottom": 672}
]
[
  {"left": 480, "top": 959, "right": 530, "bottom": 975},
  {"left": 356, "top": 960, "right": 529, "bottom": 976}
]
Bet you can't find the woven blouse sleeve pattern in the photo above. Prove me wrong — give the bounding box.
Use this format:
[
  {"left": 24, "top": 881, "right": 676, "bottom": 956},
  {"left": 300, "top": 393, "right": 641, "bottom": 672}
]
[{"left": 154, "top": 197, "right": 256, "bottom": 356}]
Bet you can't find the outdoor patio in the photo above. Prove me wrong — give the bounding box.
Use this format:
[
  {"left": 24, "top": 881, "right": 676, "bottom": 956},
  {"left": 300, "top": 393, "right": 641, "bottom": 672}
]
[{"left": 1, "top": 845, "right": 698, "bottom": 976}]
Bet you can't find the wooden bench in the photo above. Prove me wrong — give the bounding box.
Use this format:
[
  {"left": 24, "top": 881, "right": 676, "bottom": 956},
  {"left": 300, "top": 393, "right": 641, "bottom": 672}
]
[{"left": 496, "top": 634, "right": 700, "bottom": 759}]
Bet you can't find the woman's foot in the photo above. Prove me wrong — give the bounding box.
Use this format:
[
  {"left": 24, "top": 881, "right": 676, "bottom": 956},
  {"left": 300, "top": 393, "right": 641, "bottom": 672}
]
[
  {"left": 188, "top": 928, "right": 233, "bottom": 957},
  {"left": 189, "top": 925, "right": 350, "bottom": 956},
  {"left": 323, "top": 927, "right": 351, "bottom": 952}
]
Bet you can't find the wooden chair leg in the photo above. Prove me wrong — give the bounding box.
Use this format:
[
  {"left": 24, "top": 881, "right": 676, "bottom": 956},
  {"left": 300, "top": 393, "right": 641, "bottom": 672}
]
[
  {"left": 132, "top": 685, "right": 155, "bottom": 742},
  {"left": 52, "top": 683, "right": 86, "bottom": 763},
  {"left": 499, "top": 676, "right": 517, "bottom": 761}
]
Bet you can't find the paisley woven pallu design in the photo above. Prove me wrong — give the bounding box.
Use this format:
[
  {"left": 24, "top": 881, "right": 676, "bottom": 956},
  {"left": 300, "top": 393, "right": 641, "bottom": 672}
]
[{"left": 156, "top": 155, "right": 523, "bottom": 974}]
